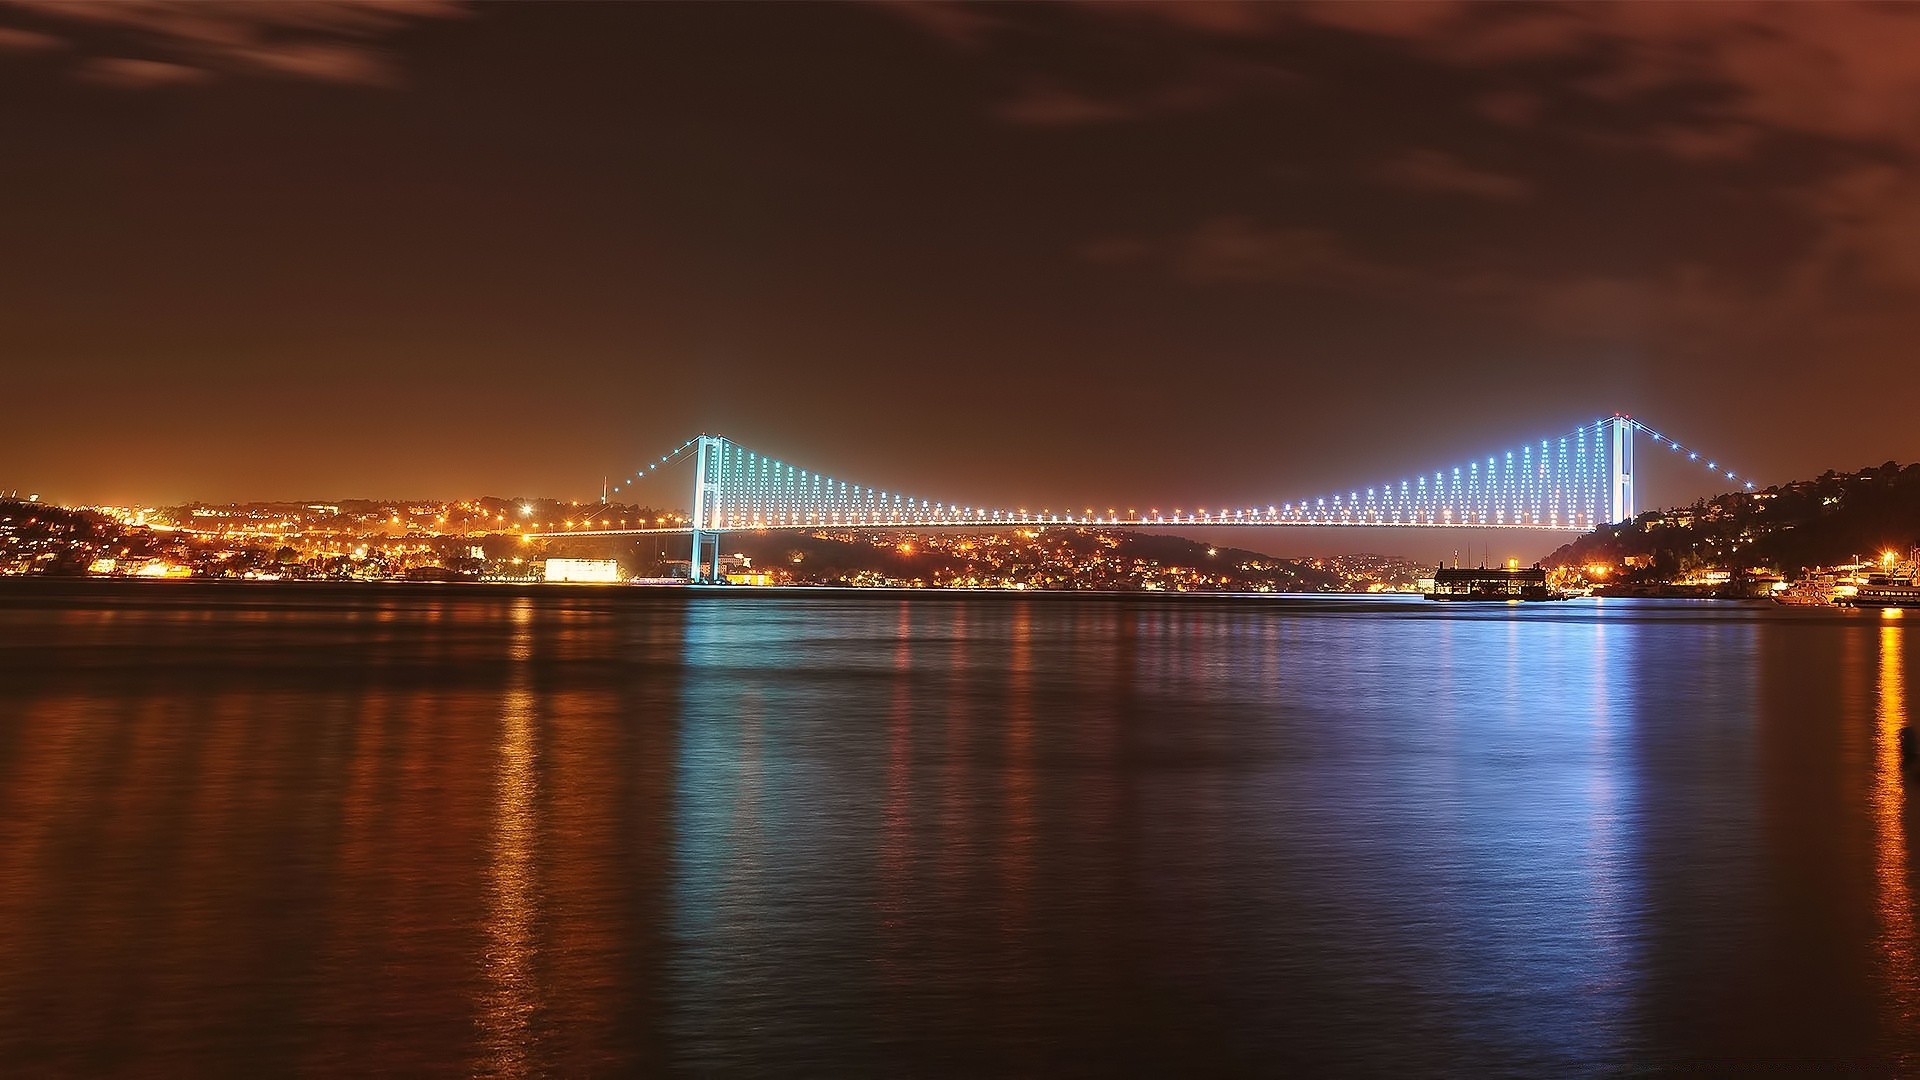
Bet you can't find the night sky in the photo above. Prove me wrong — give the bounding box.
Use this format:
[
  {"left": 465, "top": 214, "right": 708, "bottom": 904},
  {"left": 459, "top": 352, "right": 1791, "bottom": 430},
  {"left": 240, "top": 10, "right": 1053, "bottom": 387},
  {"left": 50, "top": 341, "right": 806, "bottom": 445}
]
[{"left": 5, "top": 1, "right": 1919, "bottom": 537}]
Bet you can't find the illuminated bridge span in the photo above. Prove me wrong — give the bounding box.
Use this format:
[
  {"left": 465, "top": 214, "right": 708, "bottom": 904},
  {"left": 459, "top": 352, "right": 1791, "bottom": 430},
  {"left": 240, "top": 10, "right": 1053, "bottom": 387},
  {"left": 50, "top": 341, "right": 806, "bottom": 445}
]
[{"left": 552, "top": 415, "right": 1748, "bottom": 581}]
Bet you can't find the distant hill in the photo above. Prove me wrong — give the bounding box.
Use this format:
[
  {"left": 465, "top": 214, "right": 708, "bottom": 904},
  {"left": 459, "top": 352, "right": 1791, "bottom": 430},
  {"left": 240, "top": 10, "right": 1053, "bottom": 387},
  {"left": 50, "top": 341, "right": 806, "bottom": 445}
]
[{"left": 1545, "top": 462, "right": 1920, "bottom": 578}]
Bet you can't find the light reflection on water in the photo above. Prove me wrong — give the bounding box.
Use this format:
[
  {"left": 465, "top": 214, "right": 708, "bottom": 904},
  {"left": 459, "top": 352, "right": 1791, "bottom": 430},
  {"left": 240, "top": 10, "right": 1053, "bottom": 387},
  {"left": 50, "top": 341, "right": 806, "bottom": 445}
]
[
  {"left": 0, "top": 584, "right": 1916, "bottom": 1074},
  {"left": 478, "top": 598, "right": 537, "bottom": 1078},
  {"left": 1875, "top": 613, "right": 1917, "bottom": 1063}
]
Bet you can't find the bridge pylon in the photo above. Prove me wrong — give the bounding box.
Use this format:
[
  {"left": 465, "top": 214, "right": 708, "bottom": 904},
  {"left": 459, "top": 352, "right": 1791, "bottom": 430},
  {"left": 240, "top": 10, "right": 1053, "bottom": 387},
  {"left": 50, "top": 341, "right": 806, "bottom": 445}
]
[
  {"left": 688, "top": 434, "right": 724, "bottom": 584},
  {"left": 1607, "top": 414, "right": 1634, "bottom": 524}
]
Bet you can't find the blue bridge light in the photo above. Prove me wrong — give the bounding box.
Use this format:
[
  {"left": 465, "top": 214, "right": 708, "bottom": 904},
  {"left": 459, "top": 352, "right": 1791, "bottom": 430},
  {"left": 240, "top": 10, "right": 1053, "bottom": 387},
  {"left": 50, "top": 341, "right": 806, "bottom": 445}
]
[{"left": 592, "top": 416, "right": 1749, "bottom": 562}]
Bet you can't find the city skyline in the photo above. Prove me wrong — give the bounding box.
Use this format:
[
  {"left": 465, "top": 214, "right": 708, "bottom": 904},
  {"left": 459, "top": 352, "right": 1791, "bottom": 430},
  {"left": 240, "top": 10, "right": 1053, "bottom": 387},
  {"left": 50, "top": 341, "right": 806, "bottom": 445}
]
[{"left": 5, "top": 3, "right": 1919, "bottom": 513}]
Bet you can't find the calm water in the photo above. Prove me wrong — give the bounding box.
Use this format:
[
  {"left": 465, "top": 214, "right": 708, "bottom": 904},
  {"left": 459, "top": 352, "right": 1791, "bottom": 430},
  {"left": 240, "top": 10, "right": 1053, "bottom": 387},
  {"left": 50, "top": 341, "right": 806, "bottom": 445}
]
[{"left": 1, "top": 582, "right": 1917, "bottom": 1076}]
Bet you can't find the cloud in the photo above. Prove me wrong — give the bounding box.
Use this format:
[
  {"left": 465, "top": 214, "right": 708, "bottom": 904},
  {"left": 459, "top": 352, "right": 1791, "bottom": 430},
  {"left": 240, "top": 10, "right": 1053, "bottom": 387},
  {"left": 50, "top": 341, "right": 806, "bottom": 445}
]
[
  {"left": 1790, "top": 163, "right": 1920, "bottom": 298},
  {"left": 995, "top": 60, "right": 1295, "bottom": 127},
  {"left": 1451, "top": 264, "right": 1751, "bottom": 344},
  {"left": 1288, "top": 2, "right": 1920, "bottom": 154},
  {"left": 1281, "top": 1, "right": 1460, "bottom": 38},
  {"left": 1094, "top": 212, "right": 1771, "bottom": 355},
  {"left": 891, "top": 0, "right": 1920, "bottom": 332},
  {"left": 868, "top": 0, "right": 1004, "bottom": 48},
  {"left": 1172, "top": 217, "right": 1403, "bottom": 288},
  {"left": 75, "top": 55, "right": 210, "bottom": 88},
  {"left": 1473, "top": 89, "right": 1546, "bottom": 128},
  {"left": 0, "top": 23, "right": 57, "bottom": 51},
  {"left": 1064, "top": 0, "right": 1287, "bottom": 36},
  {"left": 897, "top": 2, "right": 1920, "bottom": 157},
  {"left": 996, "top": 83, "right": 1134, "bottom": 127},
  {"left": 1368, "top": 149, "right": 1532, "bottom": 201},
  {"left": 1643, "top": 123, "right": 1763, "bottom": 163},
  {"left": 0, "top": 0, "right": 466, "bottom": 87}
]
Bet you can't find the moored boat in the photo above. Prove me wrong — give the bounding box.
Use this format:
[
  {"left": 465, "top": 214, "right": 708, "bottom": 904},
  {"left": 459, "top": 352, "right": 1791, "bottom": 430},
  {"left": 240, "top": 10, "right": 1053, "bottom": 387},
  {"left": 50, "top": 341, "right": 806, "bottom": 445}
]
[
  {"left": 1772, "top": 563, "right": 1867, "bottom": 607},
  {"left": 1841, "top": 548, "right": 1920, "bottom": 608}
]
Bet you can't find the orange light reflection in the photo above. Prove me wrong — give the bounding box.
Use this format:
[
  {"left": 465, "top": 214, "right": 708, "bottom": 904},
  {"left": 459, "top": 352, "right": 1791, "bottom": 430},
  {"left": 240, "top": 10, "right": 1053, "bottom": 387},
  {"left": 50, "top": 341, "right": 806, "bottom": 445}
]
[
  {"left": 479, "top": 600, "right": 539, "bottom": 1077},
  {"left": 1874, "top": 616, "right": 1918, "bottom": 1036}
]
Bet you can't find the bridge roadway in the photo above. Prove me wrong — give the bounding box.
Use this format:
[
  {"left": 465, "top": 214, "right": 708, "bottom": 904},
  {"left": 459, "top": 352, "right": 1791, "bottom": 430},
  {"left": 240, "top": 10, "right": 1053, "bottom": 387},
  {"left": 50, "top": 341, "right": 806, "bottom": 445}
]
[{"left": 536, "top": 516, "right": 1591, "bottom": 539}]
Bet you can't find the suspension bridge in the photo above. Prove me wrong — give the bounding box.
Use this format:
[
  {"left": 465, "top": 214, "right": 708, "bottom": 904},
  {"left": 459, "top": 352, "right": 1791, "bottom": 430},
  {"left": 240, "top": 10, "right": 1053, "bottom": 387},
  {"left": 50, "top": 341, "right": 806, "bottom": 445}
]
[{"left": 544, "top": 414, "right": 1750, "bottom": 582}]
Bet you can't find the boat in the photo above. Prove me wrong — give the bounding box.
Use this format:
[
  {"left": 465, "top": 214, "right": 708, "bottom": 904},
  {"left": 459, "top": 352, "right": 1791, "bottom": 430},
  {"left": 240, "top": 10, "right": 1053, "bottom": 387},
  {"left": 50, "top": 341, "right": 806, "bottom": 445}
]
[
  {"left": 1426, "top": 561, "right": 1562, "bottom": 602},
  {"left": 1845, "top": 549, "right": 1920, "bottom": 608},
  {"left": 1772, "top": 563, "right": 1868, "bottom": 607}
]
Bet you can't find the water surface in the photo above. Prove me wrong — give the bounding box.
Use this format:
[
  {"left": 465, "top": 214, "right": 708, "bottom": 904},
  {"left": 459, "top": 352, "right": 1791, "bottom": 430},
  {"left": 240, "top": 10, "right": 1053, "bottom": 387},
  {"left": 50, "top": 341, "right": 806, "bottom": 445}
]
[{"left": 0, "top": 582, "right": 1916, "bottom": 1075}]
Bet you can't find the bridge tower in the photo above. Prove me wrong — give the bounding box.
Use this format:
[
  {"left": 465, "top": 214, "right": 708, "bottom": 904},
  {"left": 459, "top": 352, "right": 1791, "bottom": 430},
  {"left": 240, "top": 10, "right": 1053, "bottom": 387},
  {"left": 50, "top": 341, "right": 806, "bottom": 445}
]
[
  {"left": 688, "top": 434, "right": 723, "bottom": 584},
  {"left": 1607, "top": 414, "right": 1634, "bottom": 524}
]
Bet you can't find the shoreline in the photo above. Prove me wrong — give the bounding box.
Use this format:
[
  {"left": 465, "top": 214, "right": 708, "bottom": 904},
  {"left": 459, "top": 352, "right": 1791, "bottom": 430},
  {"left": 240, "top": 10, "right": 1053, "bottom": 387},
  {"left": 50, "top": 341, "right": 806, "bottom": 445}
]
[{"left": 0, "top": 577, "right": 1780, "bottom": 607}]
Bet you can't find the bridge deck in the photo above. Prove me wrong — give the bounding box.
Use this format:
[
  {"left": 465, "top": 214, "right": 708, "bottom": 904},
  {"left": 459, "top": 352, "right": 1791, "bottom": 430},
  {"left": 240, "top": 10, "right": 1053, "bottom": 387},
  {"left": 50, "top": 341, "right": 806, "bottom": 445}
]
[{"left": 537, "top": 519, "right": 1587, "bottom": 538}]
